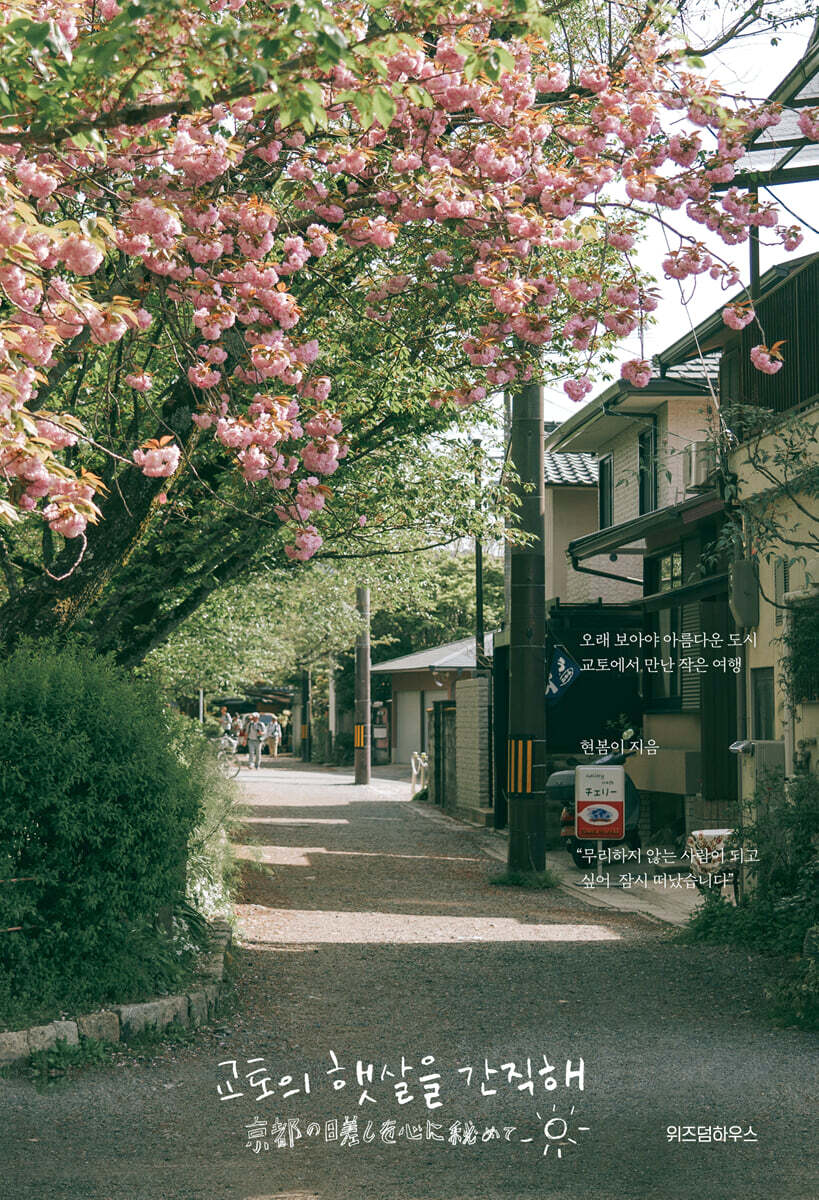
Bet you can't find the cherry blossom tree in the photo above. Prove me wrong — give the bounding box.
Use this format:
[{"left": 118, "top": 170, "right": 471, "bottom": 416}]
[{"left": 0, "top": 0, "right": 814, "bottom": 647}]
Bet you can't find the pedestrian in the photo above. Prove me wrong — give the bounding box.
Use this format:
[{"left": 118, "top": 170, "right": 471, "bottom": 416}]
[
  {"left": 269, "top": 716, "right": 282, "bottom": 758},
  {"left": 246, "top": 712, "right": 265, "bottom": 770},
  {"left": 218, "top": 706, "right": 233, "bottom": 735},
  {"left": 235, "top": 714, "right": 247, "bottom": 751}
]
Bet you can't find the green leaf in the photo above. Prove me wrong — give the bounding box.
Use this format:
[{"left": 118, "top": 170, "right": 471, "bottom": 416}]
[
  {"left": 372, "top": 86, "right": 396, "bottom": 129},
  {"left": 46, "top": 19, "right": 73, "bottom": 64},
  {"left": 352, "top": 90, "right": 374, "bottom": 131}
]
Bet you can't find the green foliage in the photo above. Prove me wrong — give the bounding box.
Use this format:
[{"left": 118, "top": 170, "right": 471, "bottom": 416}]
[
  {"left": 683, "top": 770, "right": 819, "bottom": 957},
  {"left": 0, "top": 641, "right": 230, "bottom": 1027},
  {"left": 24, "top": 1036, "right": 112, "bottom": 1086},
  {"left": 372, "top": 550, "right": 505, "bottom": 661},
  {"left": 766, "top": 955, "right": 819, "bottom": 1030},
  {"left": 330, "top": 731, "right": 355, "bottom": 766},
  {"left": 781, "top": 600, "right": 819, "bottom": 704},
  {"left": 175, "top": 720, "right": 241, "bottom": 921}
]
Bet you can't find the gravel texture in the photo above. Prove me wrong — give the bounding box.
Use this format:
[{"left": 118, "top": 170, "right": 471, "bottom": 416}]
[{"left": 1, "top": 760, "right": 817, "bottom": 1200}]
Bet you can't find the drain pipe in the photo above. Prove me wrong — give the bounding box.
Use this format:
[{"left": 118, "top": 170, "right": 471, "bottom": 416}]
[{"left": 569, "top": 554, "right": 642, "bottom": 586}]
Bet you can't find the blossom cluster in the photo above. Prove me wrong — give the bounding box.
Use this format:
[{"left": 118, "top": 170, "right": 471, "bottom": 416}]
[{"left": 0, "top": 1, "right": 810, "bottom": 556}]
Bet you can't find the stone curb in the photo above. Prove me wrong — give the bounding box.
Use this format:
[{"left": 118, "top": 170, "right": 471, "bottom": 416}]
[{"left": 0, "top": 918, "right": 233, "bottom": 1068}]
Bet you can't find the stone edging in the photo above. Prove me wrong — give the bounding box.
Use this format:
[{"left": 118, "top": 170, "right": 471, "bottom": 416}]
[{"left": 0, "top": 918, "right": 233, "bottom": 1068}]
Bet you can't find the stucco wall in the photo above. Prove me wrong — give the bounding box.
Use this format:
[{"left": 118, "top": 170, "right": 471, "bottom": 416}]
[{"left": 729, "top": 406, "right": 819, "bottom": 786}]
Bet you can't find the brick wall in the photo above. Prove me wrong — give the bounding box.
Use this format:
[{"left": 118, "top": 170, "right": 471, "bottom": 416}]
[{"left": 455, "top": 676, "right": 491, "bottom": 813}]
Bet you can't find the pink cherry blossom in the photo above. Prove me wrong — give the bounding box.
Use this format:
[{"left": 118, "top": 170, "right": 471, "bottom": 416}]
[
  {"left": 133, "top": 443, "right": 182, "bottom": 477},
  {"left": 750, "top": 345, "right": 784, "bottom": 375},
  {"left": 722, "top": 305, "right": 755, "bottom": 331},
  {"left": 124, "top": 371, "right": 153, "bottom": 391},
  {"left": 187, "top": 363, "right": 222, "bottom": 389},
  {"left": 564, "top": 378, "right": 593, "bottom": 402},
  {"left": 59, "top": 235, "right": 104, "bottom": 275},
  {"left": 43, "top": 504, "right": 87, "bottom": 539},
  {"left": 621, "top": 359, "right": 652, "bottom": 389},
  {"left": 284, "top": 525, "right": 323, "bottom": 561}
]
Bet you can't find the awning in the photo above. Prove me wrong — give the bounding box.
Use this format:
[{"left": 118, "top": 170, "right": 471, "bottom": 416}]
[
  {"left": 725, "top": 28, "right": 819, "bottom": 189},
  {"left": 568, "top": 492, "right": 722, "bottom": 563},
  {"left": 642, "top": 573, "right": 729, "bottom": 612}
]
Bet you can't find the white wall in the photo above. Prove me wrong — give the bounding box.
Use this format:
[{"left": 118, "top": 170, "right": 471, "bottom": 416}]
[{"left": 395, "top": 689, "right": 422, "bottom": 764}]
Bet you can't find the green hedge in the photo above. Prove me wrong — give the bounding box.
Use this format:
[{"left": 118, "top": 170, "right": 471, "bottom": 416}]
[{"left": 0, "top": 642, "right": 208, "bottom": 1025}]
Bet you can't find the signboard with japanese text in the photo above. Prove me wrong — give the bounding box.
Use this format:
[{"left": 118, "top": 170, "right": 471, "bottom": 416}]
[{"left": 574, "top": 765, "right": 625, "bottom": 839}]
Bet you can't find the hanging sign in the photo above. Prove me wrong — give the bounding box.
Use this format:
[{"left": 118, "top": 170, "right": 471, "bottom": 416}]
[
  {"left": 575, "top": 765, "right": 625, "bottom": 839},
  {"left": 546, "top": 644, "right": 582, "bottom": 704}
]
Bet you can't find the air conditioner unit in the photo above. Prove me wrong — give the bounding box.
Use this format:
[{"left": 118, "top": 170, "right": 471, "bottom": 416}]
[{"left": 682, "top": 441, "right": 717, "bottom": 491}]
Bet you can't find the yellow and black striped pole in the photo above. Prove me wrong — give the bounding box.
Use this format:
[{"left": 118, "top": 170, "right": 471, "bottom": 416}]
[
  {"left": 354, "top": 586, "right": 371, "bottom": 784},
  {"left": 507, "top": 381, "right": 548, "bottom": 871}
]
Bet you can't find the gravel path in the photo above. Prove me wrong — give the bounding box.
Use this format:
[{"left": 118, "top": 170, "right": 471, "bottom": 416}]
[{"left": 1, "top": 761, "right": 817, "bottom": 1200}]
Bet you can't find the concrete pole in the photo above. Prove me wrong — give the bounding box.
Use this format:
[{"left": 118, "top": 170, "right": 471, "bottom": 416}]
[
  {"left": 354, "top": 586, "right": 372, "bottom": 785},
  {"left": 328, "top": 656, "right": 336, "bottom": 757},
  {"left": 301, "top": 668, "right": 312, "bottom": 762},
  {"left": 507, "top": 381, "right": 548, "bottom": 871},
  {"left": 473, "top": 439, "right": 485, "bottom": 665}
]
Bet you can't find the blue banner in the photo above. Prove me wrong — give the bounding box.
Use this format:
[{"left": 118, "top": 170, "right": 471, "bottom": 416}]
[{"left": 545, "top": 644, "right": 582, "bottom": 704}]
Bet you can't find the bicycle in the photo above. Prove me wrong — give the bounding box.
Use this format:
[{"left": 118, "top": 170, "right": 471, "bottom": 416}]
[{"left": 216, "top": 734, "right": 240, "bottom": 779}]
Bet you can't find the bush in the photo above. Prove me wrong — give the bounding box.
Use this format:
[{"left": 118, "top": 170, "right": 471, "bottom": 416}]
[
  {"left": 0, "top": 641, "right": 224, "bottom": 1027},
  {"left": 766, "top": 955, "right": 819, "bottom": 1030},
  {"left": 684, "top": 770, "right": 819, "bottom": 957},
  {"left": 179, "top": 721, "right": 241, "bottom": 921},
  {"left": 331, "top": 731, "right": 354, "bottom": 766}
]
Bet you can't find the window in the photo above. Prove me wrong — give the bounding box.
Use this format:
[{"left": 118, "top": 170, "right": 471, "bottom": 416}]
[
  {"left": 751, "top": 667, "right": 775, "bottom": 740},
  {"left": 638, "top": 426, "right": 658, "bottom": 514},
  {"left": 598, "top": 454, "right": 613, "bottom": 529},
  {"left": 647, "top": 549, "right": 683, "bottom": 594}
]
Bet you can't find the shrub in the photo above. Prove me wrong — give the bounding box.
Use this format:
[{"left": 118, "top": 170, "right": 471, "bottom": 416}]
[
  {"left": 766, "top": 955, "right": 819, "bottom": 1030},
  {"left": 331, "top": 731, "right": 354, "bottom": 766},
  {"left": 178, "top": 720, "right": 241, "bottom": 922},
  {"left": 684, "top": 769, "right": 819, "bottom": 956},
  {"left": 0, "top": 641, "right": 219, "bottom": 1026}
]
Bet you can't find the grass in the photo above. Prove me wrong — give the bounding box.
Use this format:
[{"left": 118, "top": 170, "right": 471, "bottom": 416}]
[
  {"left": 1, "top": 1036, "right": 116, "bottom": 1087},
  {"left": 1, "top": 1016, "right": 215, "bottom": 1088},
  {"left": 490, "top": 867, "right": 559, "bottom": 890}
]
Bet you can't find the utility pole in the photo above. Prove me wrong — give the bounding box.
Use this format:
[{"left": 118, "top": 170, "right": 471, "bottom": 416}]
[
  {"left": 301, "top": 668, "right": 312, "bottom": 762},
  {"left": 328, "top": 656, "right": 336, "bottom": 759},
  {"left": 507, "top": 381, "right": 548, "bottom": 871},
  {"left": 473, "top": 438, "right": 485, "bottom": 665},
  {"left": 354, "top": 586, "right": 371, "bottom": 785}
]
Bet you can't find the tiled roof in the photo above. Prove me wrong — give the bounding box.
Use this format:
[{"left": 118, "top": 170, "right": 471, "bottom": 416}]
[
  {"left": 654, "top": 352, "right": 721, "bottom": 385},
  {"left": 544, "top": 451, "right": 598, "bottom": 486},
  {"left": 371, "top": 633, "right": 494, "bottom": 673}
]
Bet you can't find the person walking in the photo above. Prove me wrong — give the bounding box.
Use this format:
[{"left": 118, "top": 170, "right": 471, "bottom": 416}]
[
  {"left": 269, "top": 716, "right": 282, "bottom": 758},
  {"left": 246, "top": 712, "right": 266, "bottom": 770},
  {"left": 218, "top": 706, "right": 233, "bottom": 735}
]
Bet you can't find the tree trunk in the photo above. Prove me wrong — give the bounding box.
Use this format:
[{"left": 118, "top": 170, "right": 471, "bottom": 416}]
[{"left": 0, "top": 382, "right": 195, "bottom": 648}]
